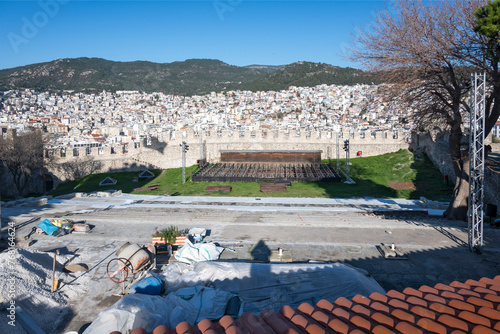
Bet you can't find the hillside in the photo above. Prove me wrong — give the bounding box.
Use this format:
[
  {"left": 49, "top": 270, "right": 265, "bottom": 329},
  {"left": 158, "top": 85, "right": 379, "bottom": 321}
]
[
  {"left": 0, "top": 58, "right": 380, "bottom": 95},
  {"left": 241, "top": 61, "right": 380, "bottom": 91},
  {"left": 0, "top": 58, "right": 264, "bottom": 96}
]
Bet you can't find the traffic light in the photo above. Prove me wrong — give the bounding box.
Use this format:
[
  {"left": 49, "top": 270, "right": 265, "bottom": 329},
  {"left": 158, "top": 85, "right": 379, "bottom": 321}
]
[
  {"left": 343, "top": 139, "right": 349, "bottom": 151},
  {"left": 181, "top": 141, "right": 189, "bottom": 153}
]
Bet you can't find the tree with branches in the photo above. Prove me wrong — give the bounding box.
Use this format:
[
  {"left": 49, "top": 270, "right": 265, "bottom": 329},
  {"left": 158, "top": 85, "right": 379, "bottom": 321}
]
[
  {"left": 348, "top": 0, "right": 500, "bottom": 220},
  {"left": 0, "top": 129, "right": 45, "bottom": 197}
]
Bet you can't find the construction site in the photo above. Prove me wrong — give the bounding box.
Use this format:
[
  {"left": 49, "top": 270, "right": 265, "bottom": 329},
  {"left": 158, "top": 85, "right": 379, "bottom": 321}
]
[{"left": 2, "top": 191, "right": 500, "bottom": 334}]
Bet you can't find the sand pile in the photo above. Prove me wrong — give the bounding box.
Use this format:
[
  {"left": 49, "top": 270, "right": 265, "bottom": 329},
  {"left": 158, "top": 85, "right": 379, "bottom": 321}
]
[{"left": 0, "top": 248, "right": 94, "bottom": 333}]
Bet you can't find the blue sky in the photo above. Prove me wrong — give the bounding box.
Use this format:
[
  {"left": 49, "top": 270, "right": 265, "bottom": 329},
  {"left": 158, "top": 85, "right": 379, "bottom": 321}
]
[{"left": 0, "top": 0, "right": 384, "bottom": 70}]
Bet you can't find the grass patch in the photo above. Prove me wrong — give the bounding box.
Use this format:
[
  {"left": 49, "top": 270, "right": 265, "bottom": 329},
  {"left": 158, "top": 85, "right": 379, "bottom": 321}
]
[{"left": 48, "top": 149, "right": 454, "bottom": 201}]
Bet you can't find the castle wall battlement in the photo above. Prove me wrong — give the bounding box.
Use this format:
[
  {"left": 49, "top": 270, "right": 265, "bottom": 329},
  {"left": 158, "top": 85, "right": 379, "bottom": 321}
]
[{"left": 48, "top": 130, "right": 410, "bottom": 181}]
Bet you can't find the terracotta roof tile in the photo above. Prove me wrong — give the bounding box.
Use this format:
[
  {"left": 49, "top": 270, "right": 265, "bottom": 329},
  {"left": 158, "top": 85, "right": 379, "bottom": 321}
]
[
  {"left": 468, "top": 296, "right": 495, "bottom": 309},
  {"left": 419, "top": 285, "right": 440, "bottom": 295},
  {"left": 415, "top": 317, "right": 447, "bottom": 333},
  {"left": 394, "top": 321, "right": 423, "bottom": 334},
  {"left": 471, "top": 324, "right": 500, "bottom": 334},
  {"left": 114, "top": 276, "right": 500, "bottom": 334},
  {"left": 478, "top": 306, "right": 500, "bottom": 321},
  {"left": 448, "top": 299, "right": 477, "bottom": 312},
  {"left": 429, "top": 302, "right": 457, "bottom": 316},
  {"left": 152, "top": 325, "right": 171, "bottom": 334},
  {"left": 437, "top": 313, "right": 471, "bottom": 332},
  {"left": 410, "top": 305, "right": 437, "bottom": 320}
]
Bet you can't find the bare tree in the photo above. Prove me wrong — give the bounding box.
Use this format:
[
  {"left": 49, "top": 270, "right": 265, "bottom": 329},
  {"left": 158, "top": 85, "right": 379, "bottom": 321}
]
[
  {"left": 0, "top": 129, "right": 45, "bottom": 197},
  {"left": 348, "top": 0, "right": 500, "bottom": 220},
  {"left": 57, "top": 156, "right": 104, "bottom": 180}
]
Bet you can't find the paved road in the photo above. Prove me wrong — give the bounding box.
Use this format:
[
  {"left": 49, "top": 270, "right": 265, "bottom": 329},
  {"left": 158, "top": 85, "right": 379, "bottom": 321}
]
[{"left": 2, "top": 194, "right": 500, "bottom": 333}]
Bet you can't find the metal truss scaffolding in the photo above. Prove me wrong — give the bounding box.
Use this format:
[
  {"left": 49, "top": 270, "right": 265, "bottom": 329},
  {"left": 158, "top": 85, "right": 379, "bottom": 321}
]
[{"left": 468, "top": 73, "right": 486, "bottom": 253}]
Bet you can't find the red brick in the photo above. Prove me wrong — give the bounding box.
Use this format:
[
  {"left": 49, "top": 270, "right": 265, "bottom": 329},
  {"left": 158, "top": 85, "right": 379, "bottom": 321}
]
[
  {"left": 479, "top": 277, "right": 500, "bottom": 286},
  {"left": 458, "top": 310, "right": 491, "bottom": 327}
]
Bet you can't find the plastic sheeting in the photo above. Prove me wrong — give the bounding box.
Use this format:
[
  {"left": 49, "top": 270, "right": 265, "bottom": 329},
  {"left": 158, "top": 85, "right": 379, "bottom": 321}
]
[
  {"left": 85, "top": 262, "right": 385, "bottom": 333},
  {"left": 174, "top": 240, "right": 224, "bottom": 264},
  {"left": 158, "top": 261, "right": 385, "bottom": 314},
  {"left": 83, "top": 286, "right": 237, "bottom": 334}
]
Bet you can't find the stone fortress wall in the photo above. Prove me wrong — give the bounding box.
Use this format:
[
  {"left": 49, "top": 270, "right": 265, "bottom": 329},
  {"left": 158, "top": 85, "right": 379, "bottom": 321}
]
[{"left": 49, "top": 129, "right": 410, "bottom": 182}]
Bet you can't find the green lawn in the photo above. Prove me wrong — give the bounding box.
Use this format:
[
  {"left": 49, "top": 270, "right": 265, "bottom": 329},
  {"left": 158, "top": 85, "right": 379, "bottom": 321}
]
[{"left": 48, "top": 149, "right": 454, "bottom": 201}]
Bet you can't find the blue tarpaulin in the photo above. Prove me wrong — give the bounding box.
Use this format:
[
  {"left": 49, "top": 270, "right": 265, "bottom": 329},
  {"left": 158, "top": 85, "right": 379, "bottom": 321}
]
[{"left": 37, "top": 219, "right": 59, "bottom": 236}]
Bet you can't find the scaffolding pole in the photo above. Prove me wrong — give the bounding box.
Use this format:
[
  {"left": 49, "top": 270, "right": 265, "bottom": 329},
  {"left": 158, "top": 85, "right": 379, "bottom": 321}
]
[{"left": 468, "top": 72, "right": 486, "bottom": 253}]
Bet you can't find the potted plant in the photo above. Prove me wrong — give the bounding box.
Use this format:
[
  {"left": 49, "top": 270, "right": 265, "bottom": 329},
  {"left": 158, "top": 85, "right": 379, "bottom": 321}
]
[{"left": 152, "top": 226, "right": 187, "bottom": 246}]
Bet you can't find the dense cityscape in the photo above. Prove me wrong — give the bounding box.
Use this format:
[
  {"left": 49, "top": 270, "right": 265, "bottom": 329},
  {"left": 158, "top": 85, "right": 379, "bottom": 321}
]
[{"left": 0, "top": 84, "right": 413, "bottom": 150}]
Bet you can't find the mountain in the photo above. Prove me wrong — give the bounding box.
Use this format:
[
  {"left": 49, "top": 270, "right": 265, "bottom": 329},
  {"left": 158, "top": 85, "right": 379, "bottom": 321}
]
[
  {"left": 243, "top": 64, "right": 284, "bottom": 73},
  {"left": 241, "top": 61, "right": 380, "bottom": 92},
  {"left": 0, "top": 58, "right": 264, "bottom": 96},
  {"left": 0, "top": 58, "right": 380, "bottom": 95}
]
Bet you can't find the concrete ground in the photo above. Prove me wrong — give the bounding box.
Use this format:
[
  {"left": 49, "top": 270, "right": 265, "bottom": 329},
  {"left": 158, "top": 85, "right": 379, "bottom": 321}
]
[{"left": 2, "top": 194, "right": 500, "bottom": 333}]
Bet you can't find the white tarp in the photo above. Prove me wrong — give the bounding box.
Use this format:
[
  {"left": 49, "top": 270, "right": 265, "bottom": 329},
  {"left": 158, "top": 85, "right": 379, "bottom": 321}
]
[
  {"left": 83, "top": 286, "right": 237, "bottom": 334},
  {"left": 174, "top": 240, "right": 224, "bottom": 264},
  {"left": 158, "top": 261, "right": 386, "bottom": 314},
  {"left": 85, "top": 262, "right": 385, "bottom": 333}
]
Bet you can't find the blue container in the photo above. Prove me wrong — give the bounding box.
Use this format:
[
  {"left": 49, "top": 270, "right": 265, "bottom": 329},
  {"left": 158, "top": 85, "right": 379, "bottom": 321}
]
[{"left": 129, "top": 276, "right": 163, "bottom": 295}]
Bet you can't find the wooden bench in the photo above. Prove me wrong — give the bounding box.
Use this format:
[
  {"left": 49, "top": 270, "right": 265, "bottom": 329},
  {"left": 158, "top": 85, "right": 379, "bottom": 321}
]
[
  {"left": 206, "top": 186, "right": 232, "bottom": 193},
  {"left": 260, "top": 184, "right": 287, "bottom": 193}
]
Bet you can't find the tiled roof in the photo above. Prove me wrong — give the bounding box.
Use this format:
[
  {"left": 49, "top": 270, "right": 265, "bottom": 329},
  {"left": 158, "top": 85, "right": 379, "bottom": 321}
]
[{"left": 110, "top": 276, "right": 500, "bottom": 334}]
